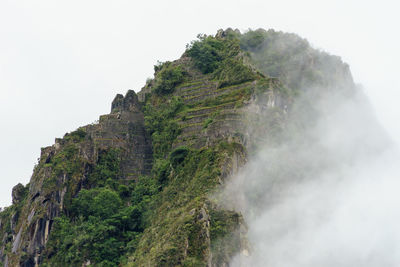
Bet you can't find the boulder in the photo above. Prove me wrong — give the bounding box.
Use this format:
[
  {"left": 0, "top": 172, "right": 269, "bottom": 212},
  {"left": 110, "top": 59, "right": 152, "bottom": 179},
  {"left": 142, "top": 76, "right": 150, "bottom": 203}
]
[{"left": 12, "top": 183, "right": 25, "bottom": 205}]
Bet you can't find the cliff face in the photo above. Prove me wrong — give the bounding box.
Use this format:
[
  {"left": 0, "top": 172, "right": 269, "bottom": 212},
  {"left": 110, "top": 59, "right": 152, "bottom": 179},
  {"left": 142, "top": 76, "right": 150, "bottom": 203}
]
[
  {"left": 0, "top": 90, "right": 152, "bottom": 266},
  {"left": 0, "top": 28, "right": 357, "bottom": 267}
]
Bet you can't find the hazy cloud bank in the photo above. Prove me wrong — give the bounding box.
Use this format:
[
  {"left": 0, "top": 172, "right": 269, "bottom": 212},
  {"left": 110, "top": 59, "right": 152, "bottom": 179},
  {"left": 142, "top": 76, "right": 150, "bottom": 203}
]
[{"left": 222, "top": 85, "right": 400, "bottom": 266}]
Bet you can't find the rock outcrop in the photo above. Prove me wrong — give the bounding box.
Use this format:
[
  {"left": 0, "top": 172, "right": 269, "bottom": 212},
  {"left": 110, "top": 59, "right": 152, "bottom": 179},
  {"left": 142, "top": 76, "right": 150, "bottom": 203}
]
[{"left": 11, "top": 184, "right": 26, "bottom": 205}]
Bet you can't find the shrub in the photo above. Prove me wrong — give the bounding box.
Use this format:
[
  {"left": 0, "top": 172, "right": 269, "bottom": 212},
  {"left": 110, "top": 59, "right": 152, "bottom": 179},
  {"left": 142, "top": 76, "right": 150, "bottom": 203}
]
[
  {"left": 169, "top": 146, "right": 189, "bottom": 168},
  {"left": 144, "top": 97, "right": 184, "bottom": 159},
  {"left": 51, "top": 144, "right": 82, "bottom": 176},
  {"left": 153, "top": 62, "right": 186, "bottom": 95},
  {"left": 118, "top": 184, "right": 130, "bottom": 199},
  {"left": 45, "top": 185, "right": 148, "bottom": 266},
  {"left": 153, "top": 159, "right": 171, "bottom": 185},
  {"left": 64, "top": 128, "right": 87, "bottom": 142},
  {"left": 71, "top": 188, "right": 122, "bottom": 219},
  {"left": 187, "top": 34, "right": 256, "bottom": 87},
  {"left": 214, "top": 58, "right": 256, "bottom": 88},
  {"left": 88, "top": 149, "right": 121, "bottom": 187},
  {"left": 186, "top": 34, "right": 225, "bottom": 74}
]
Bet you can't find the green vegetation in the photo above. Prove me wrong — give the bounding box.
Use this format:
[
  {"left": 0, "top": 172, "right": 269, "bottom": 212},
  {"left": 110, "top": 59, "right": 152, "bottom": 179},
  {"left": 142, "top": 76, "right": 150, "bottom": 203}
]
[
  {"left": 40, "top": 111, "right": 245, "bottom": 267},
  {"left": 203, "top": 117, "right": 213, "bottom": 129},
  {"left": 213, "top": 58, "right": 256, "bottom": 88},
  {"left": 144, "top": 96, "right": 185, "bottom": 159},
  {"left": 209, "top": 209, "right": 242, "bottom": 266},
  {"left": 186, "top": 34, "right": 225, "bottom": 74},
  {"left": 134, "top": 71, "right": 248, "bottom": 265},
  {"left": 198, "top": 86, "right": 252, "bottom": 109},
  {"left": 153, "top": 62, "right": 186, "bottom": 95},
  {"left": 169, "top": 146, "right": 189, "bottom": 168},
  {"left": 88, "top": 148, "right": 121, "bottom": 187},
  {"left": 39, "top": 87, "right": 245, "bottom": 266},
  {"left": 186, "top": 34, "right": 256, "bottom": 88},
  {"left": 202, "top": 111, "right": 219, "bottom": 129},
  {"left": 42, "top": 144, "right": 159, "bottom": 266},
  {"left": 50, "top": 144, "right": 82, "bottom": 177},
  {"left": 36, "top": 136, "right": 158, "bottom": 266},
  {"left": 43, "top": 183, "right": 156, "bottom": 266},
  {"left": 40, "top": 95, "right": 191, "bottom": 266},
  {"left": 63, "top": 128, "right": 87, "bottom": 142},
  {"left": 130, "top": 143, "right": 244, "bottom": 266}
]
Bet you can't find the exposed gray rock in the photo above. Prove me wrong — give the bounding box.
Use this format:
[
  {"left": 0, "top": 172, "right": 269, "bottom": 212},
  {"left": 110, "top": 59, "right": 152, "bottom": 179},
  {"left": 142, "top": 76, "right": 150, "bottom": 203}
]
[
  {"left": 123, "top": 90, "right": 140, "bottom": 112},
  {"left": 111, "top": 90, "right": 140, "bottom": 113},
  {"left": 12, "top": 183, "right": 25, "bottom": 205},
  {"left": 27, "top": 218, "right": 46, "bottom": 255},
  {"left": 10, "top": 213, "right": 18, "bottom": 233},
  {"left": 27, "top": 209, "right": 35, "bottom": 224},
  {"left": 111, "top": 94, "right": 124, "bottom": 112},
  {"left": 12, "top": 228, "right": 22, "bottom": 253}
]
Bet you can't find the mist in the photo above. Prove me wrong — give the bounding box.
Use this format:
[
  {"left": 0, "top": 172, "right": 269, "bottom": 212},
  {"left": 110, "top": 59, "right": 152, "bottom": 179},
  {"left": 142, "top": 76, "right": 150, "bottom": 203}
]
[{"left": 221, "top": 73, "right": 400, "bottom": 266}]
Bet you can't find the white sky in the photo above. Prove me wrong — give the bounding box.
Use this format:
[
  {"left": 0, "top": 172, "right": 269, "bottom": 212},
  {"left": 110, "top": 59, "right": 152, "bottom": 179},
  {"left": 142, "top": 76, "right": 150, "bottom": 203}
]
[{"left": 0, "top": 0, "right": 399, "bottom": 208}]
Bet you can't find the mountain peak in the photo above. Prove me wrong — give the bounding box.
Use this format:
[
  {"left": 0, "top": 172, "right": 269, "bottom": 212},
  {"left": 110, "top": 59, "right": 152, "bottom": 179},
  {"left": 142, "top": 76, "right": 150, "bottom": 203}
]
[{"left": 0, "top": 28, "right": 368, "bottom": 267}]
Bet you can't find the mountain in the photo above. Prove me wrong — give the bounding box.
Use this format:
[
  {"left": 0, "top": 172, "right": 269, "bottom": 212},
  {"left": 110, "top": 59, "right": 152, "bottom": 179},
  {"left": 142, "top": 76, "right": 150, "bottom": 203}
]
[{"left": 0, "top": 28, "right": 388, "bottom": 267}]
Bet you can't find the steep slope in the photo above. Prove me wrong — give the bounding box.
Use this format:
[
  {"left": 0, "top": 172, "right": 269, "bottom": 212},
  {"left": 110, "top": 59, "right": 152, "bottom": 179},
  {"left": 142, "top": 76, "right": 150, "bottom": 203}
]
[{"left": 0, "top": 28, "right": 366, "bottom": 267}]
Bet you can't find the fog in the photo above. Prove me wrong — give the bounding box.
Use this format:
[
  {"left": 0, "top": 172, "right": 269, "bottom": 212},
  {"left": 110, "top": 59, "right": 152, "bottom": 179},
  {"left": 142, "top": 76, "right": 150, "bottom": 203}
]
[{"left": 222, "top": 79, "right": 400, "bottom": 266}]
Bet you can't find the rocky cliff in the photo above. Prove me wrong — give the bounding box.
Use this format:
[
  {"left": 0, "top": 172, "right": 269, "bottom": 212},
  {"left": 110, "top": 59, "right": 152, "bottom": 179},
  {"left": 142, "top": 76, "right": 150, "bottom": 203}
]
[{"left": 0, "top": 28, "right": 358, "bottom": 267}]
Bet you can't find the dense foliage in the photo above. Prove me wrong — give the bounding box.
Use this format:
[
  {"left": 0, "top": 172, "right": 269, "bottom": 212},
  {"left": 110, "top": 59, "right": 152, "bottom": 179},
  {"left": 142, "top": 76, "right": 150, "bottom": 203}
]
[
  {"left": 153, "top": 62, "right": 186, "bottom": 95},
  {"left": 169, "top": 146, "right": 189, "bottom": 168},
  {"left": 63, "top": 128, "right": 87, "bottom": 142},
  {"left": 39, "top": 143, "right": 159, "bottom": 266},
  {"left": 144, "top": 96, "right": 184, "bottom": 159},
  {"left": 186, "top": 34, "right": 225, "bottom": 74},
  {"left": 130, "top": 143, "right": 244, "bottom": 266},
  {"left": 49, "top": 144, "right": 82, "bottom": 177},
  {"left": 213, "top": 57, "right": 256, "bottom": 88},
  {"left": 43, "top": 180, "right": 159, "bottom": 267},
  {"left": 88, "top": 148, "right": 121, "bottom": 187},
  {"left": 186, "top": 34, "right": 256, "bottom": 88}
]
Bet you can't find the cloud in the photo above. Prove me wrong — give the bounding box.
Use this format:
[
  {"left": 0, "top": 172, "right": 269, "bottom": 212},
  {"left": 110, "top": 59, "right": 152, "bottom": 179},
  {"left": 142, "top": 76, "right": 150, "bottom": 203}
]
[{"left": 222, "top": 83, "right": 400, "bottom": 266}]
